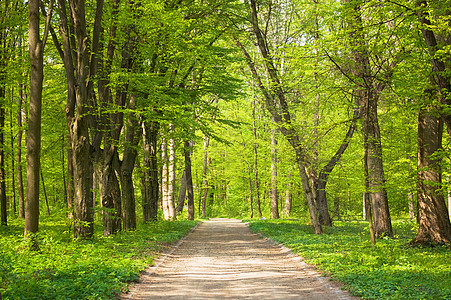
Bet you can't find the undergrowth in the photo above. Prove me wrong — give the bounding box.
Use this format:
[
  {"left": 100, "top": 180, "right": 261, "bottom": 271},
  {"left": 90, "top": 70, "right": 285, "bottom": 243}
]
[
  {"left": 0, "top": 216, "right": 197, "bottom": 300},
  {"left": 247, "top": 219, "right": 451, "bottom": 300}
]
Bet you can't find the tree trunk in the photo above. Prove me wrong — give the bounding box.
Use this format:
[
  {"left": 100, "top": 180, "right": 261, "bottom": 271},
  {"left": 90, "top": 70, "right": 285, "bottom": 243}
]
[
  {"left": 70, "top": 119, "right": 94, "bottom": 238},
  {"left": 17, "top": 85, "right": 25, "bottom": 218},
  {"left": 252, "top": 97, "right": 262, "bottom": 218},
  {"left": 0, "top": 80, "right": 7, "bottom": 227},
  {"left": 284, "top": 188, "right": 292, "bottom": 218},
  {"left": 175, "top": 170, "right": 187, "bottom": 215},
  {"left": 412, "top": 105, "right": 451, "bottom": 245},
  {"left": 235, "top": 13, "right": 322, "bottom": 233},
  {"left": 246, "top": 162, "right": 254, "bottom": 218},
  {"left": 362, "top": 90, "right": 392, "bottom": 237},
  {"left": 270, "top": 123, "right": 279, "bottom": 219},
  {"left": 120, "top": 94, "right": 139, "bottom": 230},
  {"left": 416, "top": 1, "right": 451, "bottom": 137},
  {"left": 184, "top": 140, "right": 195, "bottom": 220},
  {"left": 141, "top": 120, "right": 159, "bottom": 221},
  {"left": 0, "top": 72, "right": 7, "bottom": 226},
  {"left": 201, "top": 136, "right": 210, "bottom": 219},
  {"left": 161, "top": 138, "right": 169, "bottom": 220},
  {"left": 343, "top": 0, "right": 393, "bottom": 238},
  {"left": 56, "top": 0, "right": 104, "bottom": 239},
  {"left": 25, "top": 0, "right": 45, "bottom": 236},
  {"left": 167, "top": 136, "right": 176, "bottom": 220},
  {"left": 100, "top": 146, "right": 121, "bottom": 236},
  {"left": 10, "top": 101, "right": 16, "bottom": 215},
  {"left": 334, "top": 196, "right": 341, "bottom": 221}
]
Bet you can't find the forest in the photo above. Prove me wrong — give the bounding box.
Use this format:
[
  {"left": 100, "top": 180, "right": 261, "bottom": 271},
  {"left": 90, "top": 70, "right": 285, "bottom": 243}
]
[{"left": 0, "top": 0, "right": 450, "bottom": 299}]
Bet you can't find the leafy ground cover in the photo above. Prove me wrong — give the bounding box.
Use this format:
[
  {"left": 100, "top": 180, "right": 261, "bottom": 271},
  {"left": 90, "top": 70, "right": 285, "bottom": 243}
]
[
  {"left": 247, "top": 219, "right": 451, "bottom": 300},
  {"left": 0, "top": 216, "right": 197, "bottom": 300}
]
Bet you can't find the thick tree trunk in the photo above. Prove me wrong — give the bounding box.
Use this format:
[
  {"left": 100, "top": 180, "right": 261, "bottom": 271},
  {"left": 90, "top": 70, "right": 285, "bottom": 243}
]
[
  {"left": 25, "top": 0, "right": 45, "bottom": 236},
  {"left": 56, "top": 0, "right": 104, "bottom": 239},
  {"left": 100, "top": 147, "right": 121, "bottom": 236},
  {"left": 184, "top": 140, "right": 195, "bottom": 220},
  {"left": 361, "top": 90, "right": 393, "bottom": 237},
  {"left": 416, "top": 1, "right": 451, "bottom": 137},
  {"left": 412, "top": 105, "right": 451, "bottom": 245},
  {"left": 142, "top": 120, "right": 159, "bottom": 221},
  {"left": 70, "top": 119, "right": 94, "bottom": 238},
  {"left": 343, "top": 0, "right": 393, "bottom": 238},
  {"left": 294, "top": 148, "right": 322, "bottom": 234}
]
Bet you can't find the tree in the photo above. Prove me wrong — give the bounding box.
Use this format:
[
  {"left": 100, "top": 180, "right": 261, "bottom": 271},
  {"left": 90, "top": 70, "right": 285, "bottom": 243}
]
[
  {"left": 25, "top": 0, "right": 52, "bottom": 241},
  {"left": 54, "top": 0, "right": 104, "bottom": 238},
  {"left": 340, "top": 0, "right": 393, "bottom": 237},
  {"left": 141, "top": 120, "right": 159, "bottom": 222},
  {"left": 413, "top": 100, "right": 451, "bottom": 245},
  {"left": 270, "top": 121, "right": 279, "bottom": 219}
]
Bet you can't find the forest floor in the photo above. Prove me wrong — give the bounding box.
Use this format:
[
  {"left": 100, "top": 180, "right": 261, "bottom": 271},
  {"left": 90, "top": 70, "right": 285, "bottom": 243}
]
[{"left": 120, "top": 218, "right": 358, "bottom": 299}]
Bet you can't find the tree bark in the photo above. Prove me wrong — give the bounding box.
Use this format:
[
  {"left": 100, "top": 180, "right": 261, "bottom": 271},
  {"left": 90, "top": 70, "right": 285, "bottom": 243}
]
[
  {"left": 184, "top": 140, "right": 195, "bottom": 220},
  {"left": 161, "top": 138, "right": 170, "bottom": 220},
  {"left": 252, "top": 97, "right": 262, "bottom": 218},
  {"left": 10, "top": 101, "right": 16, "bottom": 215},
  {"left": 120, "top": 94, "right": 140, "bottom": 230},
  {"left": 284, "top": 188, "right": 292, "bottom": 218},
  {"left": 55, "top": 0, "right": 104, "bottom": 239},
  {"left": 25, "top": 0, "right": 45, "bottom": 236},
  {"left": 412, "top": 103, "right": 451, "bottom": 245},
  {"left": 17, "top": 85, "right": 25, "bottom": 218},
  {"left": 246, "top": 162, "right": 254, "bottom": 218},
  {"left": 142, "top": 120, "right": 159, "bottom": 221},
  {"left": 175, "top": 170, "right": 187, "bottom": 215},
  {"left": 167, "top": 136, "right": 176, "bottom": 220},
  {"left": 343, "top": 0, "right": 393, "bottom": 238},
  {"left": 270, "top": 122, "right": 279, "bottom": 219},
  {"left": 201, "top": 136, "right": 210, "bottom": 219},
  {"left": 236, "top": 4, "right": 322, "bottom": 233},
  {"left": 100, "top": 145, "right": 121, "bottom": 236},
  {"left": 416, "top": 0, "right": 451, "bottom": 137},
  {"left": 0, "top": 78, "right": 7, "bottom": 227}
]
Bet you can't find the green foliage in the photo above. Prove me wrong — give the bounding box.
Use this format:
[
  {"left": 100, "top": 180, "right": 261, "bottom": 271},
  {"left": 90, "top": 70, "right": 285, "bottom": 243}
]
[
  {"left": 0, "top": 217, "right": 197, "bottom": 300},
  {"left": 248, "top": 219, "right": 451, "bottom": 300}
]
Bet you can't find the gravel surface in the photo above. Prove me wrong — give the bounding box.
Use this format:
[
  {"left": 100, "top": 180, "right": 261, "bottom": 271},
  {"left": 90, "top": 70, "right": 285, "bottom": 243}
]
[{"left": 121, "top": 218, "right": 359, "bottom": 299}]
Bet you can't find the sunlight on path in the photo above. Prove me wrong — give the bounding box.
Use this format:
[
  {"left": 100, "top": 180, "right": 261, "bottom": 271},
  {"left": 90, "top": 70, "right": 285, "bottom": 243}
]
[{"left": 121, "top": 218, "right": 358, "bottom": 299}]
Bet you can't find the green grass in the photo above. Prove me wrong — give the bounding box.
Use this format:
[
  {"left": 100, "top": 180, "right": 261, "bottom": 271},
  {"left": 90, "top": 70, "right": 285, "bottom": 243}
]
[
  {"left": 247, "top": 219, "right": 451, "bottom": 300},
  {"left": 0, "top": 216, "right": 198, "bottom": 300}
]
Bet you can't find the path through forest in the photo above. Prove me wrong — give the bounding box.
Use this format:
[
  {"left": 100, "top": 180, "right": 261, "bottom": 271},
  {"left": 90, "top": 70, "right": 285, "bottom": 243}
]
[{"left": 121, "top": 219, "right": 358, "bottom": 299}]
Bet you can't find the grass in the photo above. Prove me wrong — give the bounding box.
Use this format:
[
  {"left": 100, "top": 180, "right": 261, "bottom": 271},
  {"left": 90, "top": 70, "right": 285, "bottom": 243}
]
[
  {"left": 247, "top": 219, "right": 451, "bottom": 300},
  {"left": 0, "top": 215, "right": 198, "bottom": 300}
]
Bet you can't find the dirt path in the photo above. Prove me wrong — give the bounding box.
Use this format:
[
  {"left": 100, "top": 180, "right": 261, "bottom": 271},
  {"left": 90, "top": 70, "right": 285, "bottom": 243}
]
[{"left": 121, "top": 218, "right": 358, "bottom": 299}]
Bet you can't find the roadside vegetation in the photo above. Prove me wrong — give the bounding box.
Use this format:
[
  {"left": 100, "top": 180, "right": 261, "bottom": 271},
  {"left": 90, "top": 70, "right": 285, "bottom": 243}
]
[
  {"left": 248, "top": 219, "right": 451, "bottom": 300},
  {"left": 0, "top": 214, "right": 197, "bottom": 300}
]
